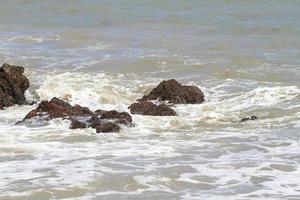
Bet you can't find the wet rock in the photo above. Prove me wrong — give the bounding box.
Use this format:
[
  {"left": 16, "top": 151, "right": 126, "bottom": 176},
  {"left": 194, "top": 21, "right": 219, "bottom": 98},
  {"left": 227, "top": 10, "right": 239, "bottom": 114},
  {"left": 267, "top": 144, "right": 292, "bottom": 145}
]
[
  {"left": 100, "top": 110, "right": 132, "bottom": 125},
  {"left": 240, "top": 116, "right": 257, "bottom": 122},
  {"left": 0, "top": 63, "right": 30, "bottom": 109},
  {"left": 24, "top": 97, "right": 93, "bottom": 120},
  {"left": 72, "top": 104, "right": 94, "bottom": 116},
  {"left": 95, "top": 122, "right": 121, "bottom": 133},
  {"left": 129, "top": 101, "right": 176, "bottom": 116},
  {"left": 22, "top": 97, "right": 132, "bottom": 133},
  {"left": 139, "top": 79, "right": 204, "bottom": 104},
  {"left": 70, "top": 118, "right": 87, "bottom": 129},
  {"left": 94, "top": 109, "right": 105, "bottom": 115},
  {"left": 89, "top": 116, "right": 121, "bottom": 133}
]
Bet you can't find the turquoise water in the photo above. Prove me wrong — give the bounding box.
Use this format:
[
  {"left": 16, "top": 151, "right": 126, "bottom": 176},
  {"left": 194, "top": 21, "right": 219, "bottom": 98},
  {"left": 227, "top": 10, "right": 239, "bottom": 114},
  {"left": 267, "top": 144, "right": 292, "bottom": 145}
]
[{"left": 0, "top": 1, "right": 300, "bottom": 199}]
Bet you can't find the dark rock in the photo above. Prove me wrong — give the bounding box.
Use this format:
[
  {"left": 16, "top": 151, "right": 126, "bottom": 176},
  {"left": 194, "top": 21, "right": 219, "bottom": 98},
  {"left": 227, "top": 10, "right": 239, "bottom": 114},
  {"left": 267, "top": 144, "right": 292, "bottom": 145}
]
[
  {"left": 94, "top": 122, "right": 121, "bottom": 133},
  {"left": 0, "top": 63, "right": 30, "bottom": 109},
  {"left": 240, "top": 116, "right": 258, "bottom": 122},
  {"left": 72, "top": 104, "right": 94, "bottom": 116},
  {"left": 22, "top": 97, "right": 132, "bottom": 133},
  {"left": 24, "top": 97, "right": 93, "bottom": 120},
  {"left": 139, "top": 79, "right": 204, "bottom": 104},
  {"left": 70, "top": 118, "right": 86, "bottom": 129},
  {"left": 89, "top": 115, "right": 121, "bottom": 133},
  {"left": 251, "top": 116, "right": 257, "bottom": 120},
  {"left": 94, "top": 109, "right": 105, "bottom": 115},
  {"left": 100, "top": 110, "right": 132, "bottom": 125},
  {"left": 129, "top": 101, "right": 176, "bottom": 116}
]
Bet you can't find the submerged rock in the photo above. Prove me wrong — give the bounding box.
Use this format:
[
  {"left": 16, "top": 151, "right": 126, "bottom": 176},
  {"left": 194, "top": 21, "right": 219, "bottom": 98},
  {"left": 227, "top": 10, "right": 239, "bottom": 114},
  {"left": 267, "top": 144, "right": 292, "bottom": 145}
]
[
  {"left": 89, "top": 116, "right": 121, "bottom": 133},
  {"left": 70, "top": 118, "right": 87, "bottom": 129},
  {"left": 89, "top": 110, "right": 133, "bottom": 133},
  {"left": 139, "top": 79, "right": 204, "bottom": 104},
  {"left": 95, "top": 122, "right": 121, "bottom": 133},
  {"left": 99, "top": 110, "right": 132, "bottom": 125},
  {"left": 22, "top": 97, "right": 132, "bottom": 133},
  {"left": 240, "top": 116, "right": 258, "bottom": 122},
  {"left": 129, "top": 101, "right": 176, "bottom": 116},
  {"left": 0, "top": 63, "right": 30, "bottom": 109}
]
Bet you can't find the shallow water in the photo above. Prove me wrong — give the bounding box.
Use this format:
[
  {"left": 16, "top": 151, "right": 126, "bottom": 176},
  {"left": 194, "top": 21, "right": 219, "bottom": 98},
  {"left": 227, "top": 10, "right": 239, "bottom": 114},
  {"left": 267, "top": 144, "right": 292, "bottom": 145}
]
[{"left": 0, "top": 1, "right": 300, "bottom": 199}]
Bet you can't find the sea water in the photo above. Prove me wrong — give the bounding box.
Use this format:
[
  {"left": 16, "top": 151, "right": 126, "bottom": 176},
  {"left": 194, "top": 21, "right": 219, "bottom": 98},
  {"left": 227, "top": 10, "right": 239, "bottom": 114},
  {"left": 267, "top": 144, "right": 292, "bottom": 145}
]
[{"left": 0, "top": 1, "right": 300, "bottom": 199}]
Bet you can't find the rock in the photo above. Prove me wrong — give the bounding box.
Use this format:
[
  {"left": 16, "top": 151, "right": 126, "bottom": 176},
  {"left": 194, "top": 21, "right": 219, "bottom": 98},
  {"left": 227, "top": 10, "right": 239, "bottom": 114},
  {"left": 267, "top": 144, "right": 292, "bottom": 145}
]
[
  {"left": 94, "top": 109, "right": 105, "bottom": 115},
  {"left": 240, "top": 116, "right": 257, "bottom": 122},
  {"left": 70, "top": 118, "right": 86, "bottom": 129},
  {"left": 128, "top": 79, "right": 200, "bottom": 116},
  {"left": 0, "top": 63, "right": 30, "bottom": 109},
  {"left": 22, "top": 97, "right": 132, "bottom": 133},
  {"left": 129, "top": 101, "right": 176, "bottom": 116},
  {"left": 139, "top": 79, "right": 204, "bottom": 104},
  {"left": 95, "top": 122, "right": 121, "bottom": 133},
  {"left": 72, "top": 104, "right": 94, "bottom": 116},
  {"left": 24, "top": 97, "right": 93, "bottom": 120},
  {"left": 99, "top": 110, "right": 132, "bottom": 125},
  {"left": 89, "top": 115, "right": 121, "bottom": 133}
]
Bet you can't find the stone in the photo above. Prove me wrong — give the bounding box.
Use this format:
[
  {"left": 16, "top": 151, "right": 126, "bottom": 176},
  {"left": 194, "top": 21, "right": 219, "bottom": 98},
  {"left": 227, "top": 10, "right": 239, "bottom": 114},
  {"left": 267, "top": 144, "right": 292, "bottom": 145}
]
[
  {"left": 100, "top": 110, "right": 132, "bottom": 125},
  {"left": 23, "top": 97, "right": 93, "bottom": 120},
  {"left": 22, "top": 97, "right": 132, "bottom": 133},
  {"left": 129, "top": 101, "right": 176, "bottom": 116},
  {"left": 89, "top": 115, "right": 121, "bottom": 133},
  {"left": 95, "top": 122, "right": 121, "bottom": 133},
  {"left": 70, "top": 118, "right": 87, "bottom": 129},
  {"left": 240, "top": 116, "right": 258, "bottom": 122},
  {"left": 139, "top": 79, "right": 204, "bottom": 104},
  {"left": 0, "top": 63, "right": 30, "bottom": 109}
]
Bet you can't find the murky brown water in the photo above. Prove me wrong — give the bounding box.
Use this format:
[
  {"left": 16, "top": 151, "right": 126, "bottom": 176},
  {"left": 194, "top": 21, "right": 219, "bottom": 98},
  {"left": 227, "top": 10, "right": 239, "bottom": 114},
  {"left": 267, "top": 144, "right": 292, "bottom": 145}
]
[{"left": 0, "top": 1, "right": 300, "bottom": 199}]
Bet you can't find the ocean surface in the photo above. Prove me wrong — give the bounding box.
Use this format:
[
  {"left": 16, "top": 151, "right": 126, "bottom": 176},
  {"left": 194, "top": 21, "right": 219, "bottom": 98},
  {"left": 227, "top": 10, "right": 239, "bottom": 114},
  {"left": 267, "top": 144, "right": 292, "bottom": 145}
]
[{"left": 1, "top": 0, "right": 300, "bottom": 199}]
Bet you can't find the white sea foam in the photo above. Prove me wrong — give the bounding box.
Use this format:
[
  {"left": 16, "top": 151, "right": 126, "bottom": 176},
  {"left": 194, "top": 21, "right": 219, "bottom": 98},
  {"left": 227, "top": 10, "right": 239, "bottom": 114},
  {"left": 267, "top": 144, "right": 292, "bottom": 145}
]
[
  {"left": 1, "top": 0, "right": 300, "bottom": 198},
  {"left": 0, "top": 69, "right": 299, "bottom": 200},
  {"left": 34, "top": 72, "right": 140, "bottom": 111}
]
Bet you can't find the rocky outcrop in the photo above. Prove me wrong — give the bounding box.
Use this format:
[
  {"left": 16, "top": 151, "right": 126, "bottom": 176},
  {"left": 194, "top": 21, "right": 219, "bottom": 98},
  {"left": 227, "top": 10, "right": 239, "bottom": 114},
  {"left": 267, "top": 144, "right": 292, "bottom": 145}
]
[
  {"left": 24, "top": 97, "right": 93, "bottom": 120},
  {"left": 139, "top": 79, "right": 204, "bottom": 104},
  {"left": 22, "top": 97, "right": 132, "bottom": 133},
  {"left": 129, "top": 101, "right": 176, "bottom": 116},
  {"left": 129, "top": 79, "right": 204, "bottom": 116},
  {"left": 0, "top": 63, "right": 30, "bottom": 109}
]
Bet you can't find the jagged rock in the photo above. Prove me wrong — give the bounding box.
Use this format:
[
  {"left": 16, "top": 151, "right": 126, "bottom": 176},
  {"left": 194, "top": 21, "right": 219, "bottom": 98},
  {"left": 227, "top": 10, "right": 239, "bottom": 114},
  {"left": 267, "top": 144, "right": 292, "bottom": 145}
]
[
  {"left": 22, "top": 97, "right": 132, "bottom": 133},
  {"left": 24, "top": 97, "right": 93, "bottom": 120},
  {"left": 129, "top": 101, "right": 176, "bottom": 116},
  {"left": 139, "top": 79, "right": 204, "bottom": 104},
  {"left": 0, "top": 63, "right": 30, "bottom": 109},
  {"left": 70, "top": 118, "right": 87, "bottom": 129},
  {"left": 128, "top": 79, "right": 204, "bottom": 116},
  {"left": 240, "top": 116, "right": 257, "bottom": 122}
]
